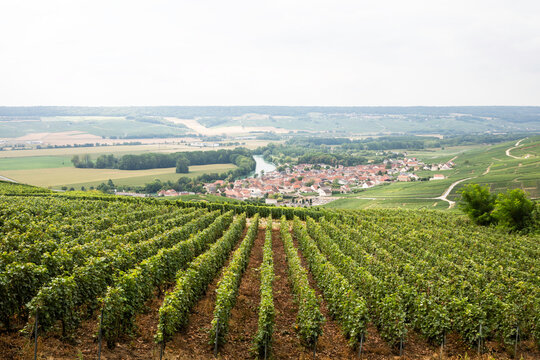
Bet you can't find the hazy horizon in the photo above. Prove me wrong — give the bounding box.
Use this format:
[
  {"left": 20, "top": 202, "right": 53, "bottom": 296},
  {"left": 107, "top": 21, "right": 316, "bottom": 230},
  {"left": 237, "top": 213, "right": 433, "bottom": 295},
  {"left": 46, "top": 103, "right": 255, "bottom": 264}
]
[{"left": 1, "top": 1, "right": 540, "bottom": 107}]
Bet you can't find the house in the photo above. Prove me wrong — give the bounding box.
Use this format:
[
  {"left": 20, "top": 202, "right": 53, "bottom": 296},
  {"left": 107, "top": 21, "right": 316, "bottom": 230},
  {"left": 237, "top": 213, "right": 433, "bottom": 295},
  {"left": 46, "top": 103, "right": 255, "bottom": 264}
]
[
  {"left": 362, "top": 181, "right": 375, "bottom": 188},
  {"left": 397, "top": 174, "right": 410, "bottom": 182},
  {"left": 431, "top": 174, "right": 445, "bottom": 180},
  {"left": 317, "top": 187, "right": 332, "bottom": 197},
  {"left": 157, "top": 189, "right": 179, "bottom": 197},
  {"left": 265, "top": 198, "right": 278, "bottom": 205},
  {"left": 440, "top": 163, "right": 452, "bottom": 170}
]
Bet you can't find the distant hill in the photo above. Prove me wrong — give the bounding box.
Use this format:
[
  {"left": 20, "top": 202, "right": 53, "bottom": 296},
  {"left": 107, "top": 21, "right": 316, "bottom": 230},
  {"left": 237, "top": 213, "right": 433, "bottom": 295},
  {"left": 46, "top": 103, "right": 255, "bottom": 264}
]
[{"left": 1, "top": 106, "right": 539, "bottom": 136}]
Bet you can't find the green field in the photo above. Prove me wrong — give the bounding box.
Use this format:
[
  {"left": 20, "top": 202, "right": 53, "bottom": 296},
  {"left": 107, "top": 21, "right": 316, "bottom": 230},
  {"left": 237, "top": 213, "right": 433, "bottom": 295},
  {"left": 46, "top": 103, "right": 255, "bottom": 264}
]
[
  {"left": 197, "top": 112, "right": 540, "bottom": 133},
  {"left": 327, "top": 136, "right": 540, "bottom": 209},
  {"left": 0, "top": 156, "right": 73, "bottom": 170},
  {"left": 325, "top": 197, "right": 449, "bottom": 210},
  {"left": 0, "top": 116, "right": 188, "bottom": 138},
  {"left": 510, "top": 142, "right": 539, "bottom": 158},
  {"left": 0, "top": 163, "right": 237, "bottom": 190}
]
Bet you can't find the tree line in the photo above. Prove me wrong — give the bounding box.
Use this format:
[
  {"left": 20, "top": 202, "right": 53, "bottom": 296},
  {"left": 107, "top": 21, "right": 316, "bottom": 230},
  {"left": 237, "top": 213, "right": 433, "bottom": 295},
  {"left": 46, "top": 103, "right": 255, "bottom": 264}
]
[{"left": 71, "top": 148, "right": 255, "bottom": 173}]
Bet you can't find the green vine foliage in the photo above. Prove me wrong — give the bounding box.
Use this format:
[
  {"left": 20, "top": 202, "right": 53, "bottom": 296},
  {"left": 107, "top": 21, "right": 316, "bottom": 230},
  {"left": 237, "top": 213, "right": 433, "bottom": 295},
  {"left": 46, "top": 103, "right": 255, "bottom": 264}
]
[
  {"left": 209, "top": 214, "right": 260, "bottom": 349},
  {"left": 280, "top": 216, "right": 324, "bottom": 348},
  {"left": 0, "top": 200, "right": 198, "bottom": 330},
  {"left": 313, "top": 217, "right": 407, "bottom": 347},
  {"left": 253, "top": 217, "right": 276, "bottom": 357},
  {"left": 292, "top": 217, "right": 369, "bottom": 348},
  {"left": 155, "top": 213, "right": 247, "bottom": 345},
  {"left": 27, "top": 210, "right": 219, "bottom": 335},
  {"left": 100, "top": 211, "right": 234, "bottom": 347},
  {"left": 1, "top": 185, "right": 539, "bottom": 354}
]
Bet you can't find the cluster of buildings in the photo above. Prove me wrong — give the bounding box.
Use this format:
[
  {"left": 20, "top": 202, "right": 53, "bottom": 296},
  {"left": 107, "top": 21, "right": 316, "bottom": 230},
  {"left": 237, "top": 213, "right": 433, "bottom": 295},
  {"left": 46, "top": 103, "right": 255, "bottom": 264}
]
[
  {"left": 149, "top": 156, "right": 456, "bottom": 205},
  {"left": 385, "top": 157, "right": 454, "bottom": 182},
  {"left": 203, "top": 163, "right": 386, "bottom": 203},
  {"left": 199, "top": 157, "right": 453, "bottom": 204}
]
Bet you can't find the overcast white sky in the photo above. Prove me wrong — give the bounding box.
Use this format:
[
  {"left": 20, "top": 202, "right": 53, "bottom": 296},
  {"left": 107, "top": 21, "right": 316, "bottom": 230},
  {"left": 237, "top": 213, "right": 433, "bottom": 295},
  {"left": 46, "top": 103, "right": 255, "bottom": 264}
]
[{"left": 1, "top": 1, "right": 539, "bottom": 106}]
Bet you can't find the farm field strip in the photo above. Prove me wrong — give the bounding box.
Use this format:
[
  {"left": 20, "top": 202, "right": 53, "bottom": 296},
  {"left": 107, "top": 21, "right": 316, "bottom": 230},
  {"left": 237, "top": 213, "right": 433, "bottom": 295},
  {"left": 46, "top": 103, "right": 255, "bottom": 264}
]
[
  {"left": 328, "top": 138, "right": 540, "bottom": 209},
  {"left": 0, "top": 163, "right": 237, "bottom": 188}
]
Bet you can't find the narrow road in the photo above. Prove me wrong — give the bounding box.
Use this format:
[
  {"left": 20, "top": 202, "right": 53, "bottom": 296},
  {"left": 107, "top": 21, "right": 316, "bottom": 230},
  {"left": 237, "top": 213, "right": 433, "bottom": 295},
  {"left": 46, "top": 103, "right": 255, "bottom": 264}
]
[
  {"left": 483, "top": 163, "right": 493, "bottom": 175},
  {"left": 354, "top": 176, "right": 475, "bottom": 209},
  {"left": 434, "top": 177, "right": 473, "bottom": 209},
  {"left": 506, "top": 138, "right": 527, "bottom": 159},
  {"left": 0, "top": 175, "right": 18, "bottom": 183}
]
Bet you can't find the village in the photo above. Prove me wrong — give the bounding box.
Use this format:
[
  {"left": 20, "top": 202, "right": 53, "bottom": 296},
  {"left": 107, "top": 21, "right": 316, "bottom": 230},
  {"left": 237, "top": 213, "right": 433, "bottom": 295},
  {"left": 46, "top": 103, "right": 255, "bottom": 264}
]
[{"left": 154, "top": 156, "right": 455, "bottom": 206}]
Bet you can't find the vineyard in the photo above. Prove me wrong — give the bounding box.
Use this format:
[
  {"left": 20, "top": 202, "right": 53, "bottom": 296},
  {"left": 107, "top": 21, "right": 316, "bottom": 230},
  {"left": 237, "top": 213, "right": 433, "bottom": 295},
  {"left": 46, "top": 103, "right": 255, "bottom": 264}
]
[{"left": 0, "top": 183, "right": 539, "bottom": 359}]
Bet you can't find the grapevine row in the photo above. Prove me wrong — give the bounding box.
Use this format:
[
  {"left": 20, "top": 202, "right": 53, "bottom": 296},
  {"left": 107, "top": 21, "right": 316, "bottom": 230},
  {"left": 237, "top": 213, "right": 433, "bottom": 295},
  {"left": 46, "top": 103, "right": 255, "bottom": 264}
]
[
  {"left": 27, "top": 210, "right": 220, "bottom": 335},
  {"left": 0, "top": 208, "right": 203, "bottom": 329},
  {"left": 253, "top": 217, "right": 275, "bottom": 357},
  {"left": 279, "top": 216, "right": 324, "bottom": 348},
  {"left": 291, "top": 217, "right": 369, "bottom": 348},
  {"left": 155, "top": 213, "right": 247, "bottom": 345},
  {"left": 209, "top": 214, "right": 260, "bottom": 349},
  {"left": 101, "top": 210, "right": 235, "bottom": 347},
  {"left": 307, "top": 217, "right": 407, "bottom": 347}
]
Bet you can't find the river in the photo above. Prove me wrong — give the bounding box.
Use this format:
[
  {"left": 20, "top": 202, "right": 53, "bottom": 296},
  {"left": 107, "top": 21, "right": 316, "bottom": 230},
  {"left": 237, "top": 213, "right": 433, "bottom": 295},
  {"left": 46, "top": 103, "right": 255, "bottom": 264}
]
[{"left": 250, "top": 155, "right": 276, "bottom": 177}]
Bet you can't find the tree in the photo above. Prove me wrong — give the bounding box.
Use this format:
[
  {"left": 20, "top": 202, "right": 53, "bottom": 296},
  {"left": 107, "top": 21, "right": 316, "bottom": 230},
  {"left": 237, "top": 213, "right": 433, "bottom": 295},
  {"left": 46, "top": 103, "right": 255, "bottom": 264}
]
[
  {"left": 492, "top": 189, "right": 537, "bottom": 232},
  {"left": 71, "top": 155, "right": 80, "bottom": 167},
  {"left": 458, "top": 184, "right": 496, "bottom": 225},
  {"left": 82, "top": 154, "right": 94, "bottom": 168},
  {"left": 175, "top": 157, "right": 190, "bottom": 174},
  {"left": 144, "top": 179, "right": 163, "bottom": 193}
]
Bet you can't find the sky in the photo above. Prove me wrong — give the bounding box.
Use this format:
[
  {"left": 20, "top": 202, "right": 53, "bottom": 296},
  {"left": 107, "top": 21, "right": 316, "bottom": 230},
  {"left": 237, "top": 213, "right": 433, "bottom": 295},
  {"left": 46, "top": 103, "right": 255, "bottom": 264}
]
[{"left": 1, "top": 0, "right": 539, "bottom": 106}]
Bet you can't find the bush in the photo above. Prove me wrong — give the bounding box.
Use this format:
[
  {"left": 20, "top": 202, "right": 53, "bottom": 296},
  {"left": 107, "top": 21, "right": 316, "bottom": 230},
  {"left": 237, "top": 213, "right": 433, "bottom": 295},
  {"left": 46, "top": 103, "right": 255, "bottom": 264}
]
[
  {"left": 458, "top": 184, "right": 496, "bottom": 225},
  {"left": 492, "top": 189, "right": 537, "bottom": 232},
  {"left": 459, "top": 184, "right": 538, "bottom": 233}
]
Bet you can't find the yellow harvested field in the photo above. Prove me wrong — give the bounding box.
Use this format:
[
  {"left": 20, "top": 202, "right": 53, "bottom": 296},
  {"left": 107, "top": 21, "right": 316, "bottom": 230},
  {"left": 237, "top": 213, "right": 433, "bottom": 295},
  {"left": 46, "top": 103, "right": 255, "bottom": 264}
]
[
  {"left": 2, "top": 163, "right": 237, "bottom": 188},
  {"left": 167, "top": 118, "right": 289, "bottom": 135}
]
